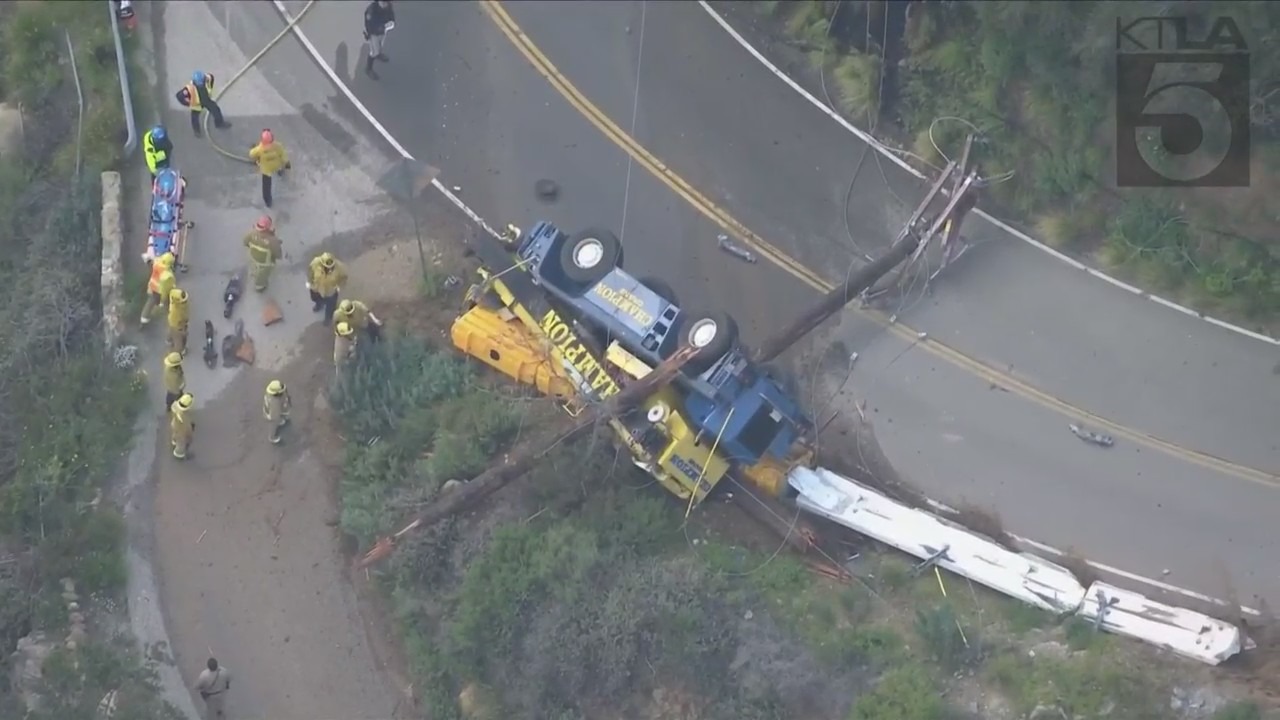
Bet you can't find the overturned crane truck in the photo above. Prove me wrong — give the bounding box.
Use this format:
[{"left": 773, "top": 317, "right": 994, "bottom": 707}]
[{"left": 439, "top": 142, "right": 1244, "bottom": 665}]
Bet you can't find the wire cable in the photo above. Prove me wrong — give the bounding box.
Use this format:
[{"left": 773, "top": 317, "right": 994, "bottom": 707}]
[{"left": 617, "top": 0, "right": 648, "bottom": 245}]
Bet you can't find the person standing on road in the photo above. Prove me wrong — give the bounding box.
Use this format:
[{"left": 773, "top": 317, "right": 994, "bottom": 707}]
[
  {"left": 243, "top": 215, "right": 283, "bottom": 291},
  {"left": 334, "top": 298, "right": 384, "bottom": 344},
  {"left": 263, "top": 379, "right": 292, "bottom": 445},
  {"left": 143, "top": 124, "right": 173, "bottom": 176},
  {"left": 163, "top": 352, "right": 186, "bottom": 413},
  {"left": 248, "top": 130, "right": 291, "bottom": 208},
  {"left": 195, "top": 657, "right": 232, "bottom": 719},
  {"left": 363, "top": 0, "right": 395, "bottom": 80},
  {"left": 169, "top": 393, "right": 195, "bottom": 461},
  {"left": 167, "top": 288, "right": 190, "bottom": 356},
  {"left": 140, "top": 253, "right": 176, "bottom": 325},
  {"left": 176, "top": 71, "right": 231, "bottom": 137},
  {"left": 307, "top": 252, "right": 348, "bottom": 326}
]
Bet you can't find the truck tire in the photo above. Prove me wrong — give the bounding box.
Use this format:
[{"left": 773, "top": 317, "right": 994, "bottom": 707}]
[
  {"left": 682, "top": 310, "right": 737, "bottom": 374},
  {"left": 637, "top": 276, "right": 679, "bottom": 306},
  {"left": 559, "top": 228, "right": 623, "bottom": 288}
]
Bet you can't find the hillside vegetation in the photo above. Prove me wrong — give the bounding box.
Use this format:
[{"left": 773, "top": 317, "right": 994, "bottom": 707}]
[
  {"left": 760, "top": 0, "right": 1280, "bottom": 325},
  {"left": 0, "top": 3, "right": 176, "bottom": 718}
]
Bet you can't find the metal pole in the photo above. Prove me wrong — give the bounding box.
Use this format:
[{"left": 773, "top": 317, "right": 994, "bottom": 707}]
[
  {"left": 409, "top": 203, "right": 429, "bottom": 282},
  {"left": 107, "top": 0, "right": 137, "bottom": 156},
  {"left": 65, "top": 30, "right": 84, "bottom": 179}
]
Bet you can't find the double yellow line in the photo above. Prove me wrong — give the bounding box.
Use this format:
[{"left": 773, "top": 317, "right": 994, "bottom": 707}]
[{"left": 480, "top": 1, "right": 1279, "bottom": 489}]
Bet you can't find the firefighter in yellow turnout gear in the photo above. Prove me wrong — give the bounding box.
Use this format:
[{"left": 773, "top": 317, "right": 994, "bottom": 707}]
[
  {"left": 140, "top": 253, "right": 177, "bottom": 324},
  {"left": 334, "top": 299, "right": 383, "bottom": 343},
  {"left": 243, "top": 215, "right": 283, "bottom": 291},
  {"left": 167, "top": 288, "right": 190, "bottom": 356},
  {"left": 163, "top": 352, "right": 186, "bottom": 412},
  {"left": 307, "top": 252, "right": 348, "bottom": 326},
  {"left": 263, "top": 380, "right": 292, "bottom": 445},
  {"left": 170, "top": 393, "right": 195, "bottom": 460},
  {"left": 334, "top": 321, "right": 358, "bottom": 370}
]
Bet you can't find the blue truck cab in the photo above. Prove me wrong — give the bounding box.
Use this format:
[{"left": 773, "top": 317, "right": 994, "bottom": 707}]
[{"left": 513, "top": 221, "right": 812, "bottom": 466}]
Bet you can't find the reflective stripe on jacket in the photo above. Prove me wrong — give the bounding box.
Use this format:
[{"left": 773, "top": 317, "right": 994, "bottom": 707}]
[{"left": 148, "top": 264, "right": 175, "bottom": 296}]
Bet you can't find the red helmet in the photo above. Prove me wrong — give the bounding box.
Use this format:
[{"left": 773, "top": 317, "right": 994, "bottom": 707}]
[
  {"left": 260, "top": 129, "right": 274, "bottom": 145},
  {"left": 255, "top": 215, "right": 273, "bottom": 231}
]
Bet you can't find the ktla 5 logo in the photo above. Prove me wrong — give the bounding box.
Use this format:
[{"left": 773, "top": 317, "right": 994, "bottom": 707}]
[{"left": 1115, "top": 15, "right": 1250, "bottom": 187}]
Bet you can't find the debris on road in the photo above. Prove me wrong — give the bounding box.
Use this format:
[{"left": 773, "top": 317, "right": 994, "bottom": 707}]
[
  {"left": 1068, "top": 423, "right": 1114, "bottom": 448},
  {"left": 534, "top": 178, "right": 558, "bottom": 201},
  {"left": 262, "top": 297, "right": 284, "bottom": 326},
  {"left": 716, "top": 234, "right": 757, "bottom": 264}
]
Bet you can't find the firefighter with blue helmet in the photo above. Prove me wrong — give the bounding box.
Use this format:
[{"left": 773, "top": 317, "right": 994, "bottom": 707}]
[
  {"left": 175, "top": 70, "right": 230, "bottom": 136},
  {"left": 143, "top": 124, "right": 172, "bottom": 176}
]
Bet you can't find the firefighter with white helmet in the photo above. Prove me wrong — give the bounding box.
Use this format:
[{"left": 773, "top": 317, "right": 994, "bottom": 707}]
[
  {"left": 263, "top": 380, "right": 292, "bottom": 445},
  {"left": 170, "top": 393, "right": 195, "bottom": 460}
]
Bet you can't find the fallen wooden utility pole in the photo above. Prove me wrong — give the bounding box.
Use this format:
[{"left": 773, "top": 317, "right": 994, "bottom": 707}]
[
  {"left": 357, "top": 345, "right": 699, "bottom": 569},
  {"left": 753, "top": 136, "right": 981, "bottom": 365}
]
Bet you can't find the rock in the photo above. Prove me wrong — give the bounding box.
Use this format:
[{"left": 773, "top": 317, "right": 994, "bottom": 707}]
[
  {"left": 441, "top": 479, "right": 463, "bottom": 493},
  {"left": 1029, "top": 704, "right": 1066, "bottom": 720},
  {"left": 11, "top": 632, "right": 55, "bottom": 713},
  {"left": 68, "top": 612, "right": 86, "bottom": 625},
  {"left": 97, "top": 688, "right": 119, "bottom": 718},
  {"left": 61, "top": 578, "right": 75, "bottom": 593},
  {"left": 1028, "top": 640, "right": 1069, "bottom": 659},
  {"left": 0, "top": 103, "right": 23, "bottom": 159}
]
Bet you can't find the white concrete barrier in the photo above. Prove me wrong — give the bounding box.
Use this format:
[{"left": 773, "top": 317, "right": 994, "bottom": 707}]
[{"left": 100, "top": 171, "right": 125, "bottom": 349}]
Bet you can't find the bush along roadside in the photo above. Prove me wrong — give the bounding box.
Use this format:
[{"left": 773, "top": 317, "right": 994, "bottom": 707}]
[
  {"left": 750, "top": 0, "right": 1280, "bottom": 327},
  {"left": 0, "top": 2, "right": 178, "bottom": 718}
]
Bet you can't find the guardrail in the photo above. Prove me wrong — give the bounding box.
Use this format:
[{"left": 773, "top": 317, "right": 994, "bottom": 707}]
[{"left": 107, "top": 0, "right": 136, "bottom": 157}]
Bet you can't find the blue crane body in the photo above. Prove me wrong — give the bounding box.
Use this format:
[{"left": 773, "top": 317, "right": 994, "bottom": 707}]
[{"left": 513, "top": 221, "right": 811, "bottom": 466}]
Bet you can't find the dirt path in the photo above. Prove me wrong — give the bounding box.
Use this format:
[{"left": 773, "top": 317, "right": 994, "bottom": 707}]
[
  {"left": 151, "top": 240, "right": 431, "bottom": 719},
  {"left": 135, "top": 3, "right": 446, "bottom": 717}
]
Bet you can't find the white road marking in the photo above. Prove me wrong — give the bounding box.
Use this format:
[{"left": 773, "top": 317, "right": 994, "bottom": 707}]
[
  {"left": 695, "top": 1, "right": 1280, "bottom": 348},
  {"left": 269, "top": 0, "right": 1265, "bottom": 617}
]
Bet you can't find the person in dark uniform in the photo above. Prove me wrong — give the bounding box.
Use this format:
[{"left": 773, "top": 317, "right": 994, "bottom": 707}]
[{"left": 363, "top": 0, "right": 395, "bottom": 80}]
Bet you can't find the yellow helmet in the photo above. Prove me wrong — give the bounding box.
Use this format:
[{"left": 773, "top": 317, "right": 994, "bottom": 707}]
[
  {"left": 335, "top": 321, "right": 354, "bottom": 337},
  {"left": 176, "top": 393, "right": 194, "bottom": 409},
  {"left": 164, "top": 352, "right": 183, "bottom": 368},
  {"left": 338, "top": 299, "right": 354, "bottom": 314},
  {"left": 156, "top": 253, "right": 175, "bottom": 269},
  {"left": 266, "top": 379, "right": 285, "bottom": 396},
  {"left": 319, "top": 252, "right": 335, "bottom": 268},
  {"left": 169, "top": 288, "right": 188, "bottom": 304}
]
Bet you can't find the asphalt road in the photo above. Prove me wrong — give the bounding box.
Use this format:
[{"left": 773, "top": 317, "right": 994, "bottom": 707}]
[{"left": 285, "top": 1, "right": 1280, "bottom": 604}]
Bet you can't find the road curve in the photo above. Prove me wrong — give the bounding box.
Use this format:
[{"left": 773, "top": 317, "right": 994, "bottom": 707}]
[{"left": 284, "top": 0, "right": 1280, "bottom": 604}]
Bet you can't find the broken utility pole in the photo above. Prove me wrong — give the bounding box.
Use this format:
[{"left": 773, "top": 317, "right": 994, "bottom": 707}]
[
  {"left": 358, "top": 344, "right": 700, "bottom": 569},
  {"left": 752, "top": 135, "right": 981, "bottom": 366}
]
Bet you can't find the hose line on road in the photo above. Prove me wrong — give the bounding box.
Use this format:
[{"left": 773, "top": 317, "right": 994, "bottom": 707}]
[{"left": 200, "top": 0, "right": 319, "bottom": 164}]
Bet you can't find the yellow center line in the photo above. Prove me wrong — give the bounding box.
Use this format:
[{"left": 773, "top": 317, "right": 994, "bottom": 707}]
[{"left": 479, "top": 0, "right": 1280, "bottom": 489}]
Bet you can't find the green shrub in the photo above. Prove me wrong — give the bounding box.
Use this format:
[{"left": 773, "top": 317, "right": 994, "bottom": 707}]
[
  {"left": 1213, "top": 701, "right": 1262, "bottom": 720},
  {"left": 26, "top": 637, "right": 183, "bottom": 720},
  {"left": 850, "top": 663, "right": 945, "bottom": 720},
  {"left": 0, "top": 357, "right": 143, "bottom": 542},
  {"left": 914, "top": 603, "right": 979, "bottom": 670}
]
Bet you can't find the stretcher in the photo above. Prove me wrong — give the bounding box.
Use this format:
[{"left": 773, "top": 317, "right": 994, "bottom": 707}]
[{"left": 143, "top": 168, "right": 194, "bottom": 273}]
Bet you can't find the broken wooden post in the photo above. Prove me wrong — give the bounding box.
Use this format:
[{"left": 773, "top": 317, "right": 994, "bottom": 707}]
[{"left": 357, "top": 345, "right": 699, "bottom": 569}]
